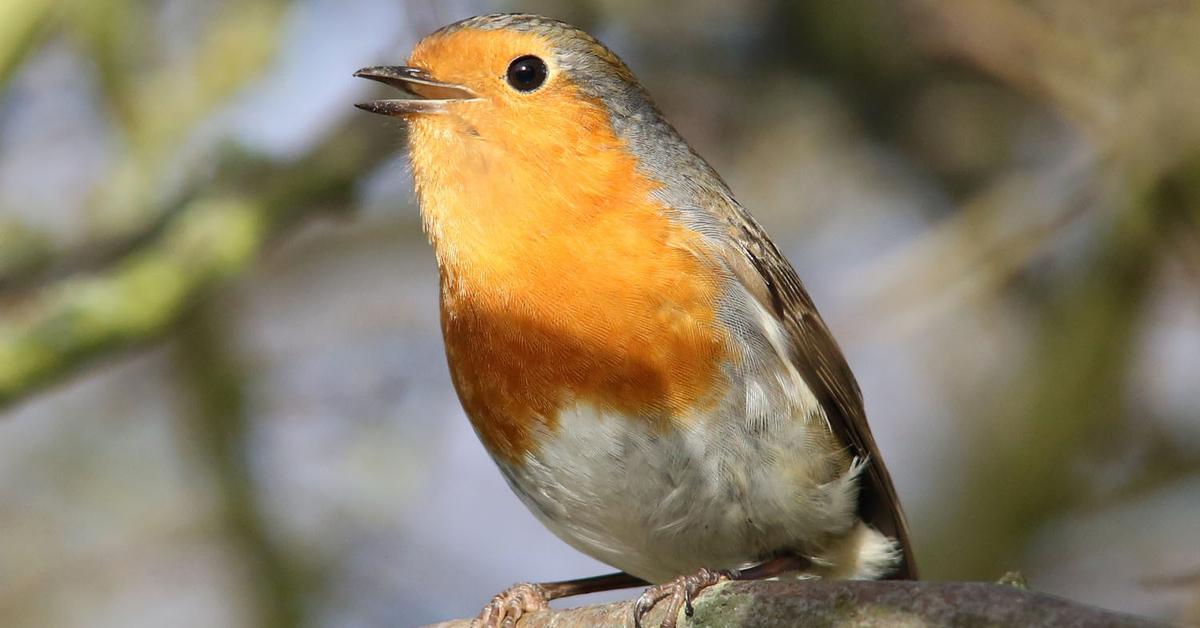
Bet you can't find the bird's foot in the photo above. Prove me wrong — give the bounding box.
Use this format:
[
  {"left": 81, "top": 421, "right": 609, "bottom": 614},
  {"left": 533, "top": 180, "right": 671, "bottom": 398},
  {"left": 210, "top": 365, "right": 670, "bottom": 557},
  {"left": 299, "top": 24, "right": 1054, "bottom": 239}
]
[
  {"left": 633, "top": 567, "right": 731, "bottom": 628},
  {"left": 471, "top": 582, "right": 550, "bottom": 628}
]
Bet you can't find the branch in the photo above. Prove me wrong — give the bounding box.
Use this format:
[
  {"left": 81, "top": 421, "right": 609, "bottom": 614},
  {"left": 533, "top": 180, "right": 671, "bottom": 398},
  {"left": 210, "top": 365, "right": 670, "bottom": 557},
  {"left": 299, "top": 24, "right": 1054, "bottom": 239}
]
[
  {"left": 0, "top": 118, "right": 398, "bottom": 410},
  {"left": 426, "top": 580, "right": 1162, "bottom": 628},
  {"left": 175, "top": 307, "right": 308, "bottom": 628},
  {"left": 0, "top": 0, "right": 53, "bottom": 91},
  {"left": 900, "top": 0, "right": 1200, "bottom": 174},
  {"left": 0, "top": 0, "right": 289, "bottom": 294}
]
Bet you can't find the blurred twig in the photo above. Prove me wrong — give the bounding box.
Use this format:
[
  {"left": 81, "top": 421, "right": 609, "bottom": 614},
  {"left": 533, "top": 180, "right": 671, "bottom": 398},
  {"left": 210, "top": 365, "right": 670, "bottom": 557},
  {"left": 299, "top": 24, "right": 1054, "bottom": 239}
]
[
  {"left": 0, "top": 0, "right": 289, "bottom": 294},
  {"left": 1166, "top": 159, "right": 1200, "bottom": 299},
  {"left": 923, "top": 155, "right": 1197, "bottom": 579},
  {"left": 0, "top": 0, "right": 53, "bottom": 91},
  {"left": 175, "top": 306, "right": 306, "bottom": 628},
  {"left": 12, "top": 0, "right": 289, "bottom": 288},
  {"left": 0, "top": 116, "right": 399, "bottom": 410},
  {"left": 845, "top": 161, "right": 1097, "bottom": 340},
  {"left": 0, "top": 194, "right": 266, "bottom": 407},
  {"left": 0, "top": 219, "right": 54, "bottom": 292},
  {"left": 855, "top": 0, "right": 1200, "bottom": 339},
  {"left": 893, "top": 0, "right": 1200, "bottom": 580},
  {"left": 900, "top": 0, "right": 1110, "bottom": 138},
  {"left": 902, "top": 0, "right": 1200, "bottom": 174}
]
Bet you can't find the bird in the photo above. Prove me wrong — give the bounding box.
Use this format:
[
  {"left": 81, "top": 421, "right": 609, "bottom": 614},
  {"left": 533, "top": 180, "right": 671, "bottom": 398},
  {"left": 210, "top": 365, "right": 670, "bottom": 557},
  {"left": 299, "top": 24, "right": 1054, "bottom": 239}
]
[{"left": 354, "top": 13, "right": 916, "bottom": 628}]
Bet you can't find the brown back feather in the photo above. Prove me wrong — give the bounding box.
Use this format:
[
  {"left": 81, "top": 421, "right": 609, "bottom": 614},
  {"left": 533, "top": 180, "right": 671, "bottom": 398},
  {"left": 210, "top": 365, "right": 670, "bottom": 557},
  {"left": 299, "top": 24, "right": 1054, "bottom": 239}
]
[{"left": 721, "top": 208, "right": 919, "bottom": 580}]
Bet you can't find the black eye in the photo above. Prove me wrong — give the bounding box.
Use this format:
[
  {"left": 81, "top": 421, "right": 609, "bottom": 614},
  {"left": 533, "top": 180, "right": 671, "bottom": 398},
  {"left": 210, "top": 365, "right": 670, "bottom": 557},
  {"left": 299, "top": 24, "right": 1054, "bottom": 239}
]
[{"left": 506, "top": 55, "right": 548, "bottom": 92}]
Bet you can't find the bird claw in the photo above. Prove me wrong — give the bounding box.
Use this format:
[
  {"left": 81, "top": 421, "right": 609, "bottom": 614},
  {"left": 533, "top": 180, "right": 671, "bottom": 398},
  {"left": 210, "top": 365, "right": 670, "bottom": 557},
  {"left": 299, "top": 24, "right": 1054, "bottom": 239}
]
[
  {"left": 633, "top": 568, "right": 730, "bottom": 628},
  {"left": 471, "top": 582, "right": 550, "bottom": 628}
]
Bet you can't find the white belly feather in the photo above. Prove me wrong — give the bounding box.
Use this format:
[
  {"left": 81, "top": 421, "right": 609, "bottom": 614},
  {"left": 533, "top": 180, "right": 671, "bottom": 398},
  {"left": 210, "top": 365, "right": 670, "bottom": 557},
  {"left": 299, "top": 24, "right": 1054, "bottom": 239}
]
[
  {"left": 489, "top": 279, "right": 900, "bottom": 583},
  {"left": 496, "top": 400, "right": 879, "bottom": 583}
]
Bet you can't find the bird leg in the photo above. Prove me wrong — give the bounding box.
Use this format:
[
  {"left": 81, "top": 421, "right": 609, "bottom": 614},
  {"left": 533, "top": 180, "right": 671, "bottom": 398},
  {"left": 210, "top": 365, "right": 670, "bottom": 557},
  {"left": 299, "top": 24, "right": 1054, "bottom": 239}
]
[
  {"left": 472, "top": 571, "right": 648, "bottom": 628},
  {"left": 633, "top": 555, "right": 812, "bottom": 628}
]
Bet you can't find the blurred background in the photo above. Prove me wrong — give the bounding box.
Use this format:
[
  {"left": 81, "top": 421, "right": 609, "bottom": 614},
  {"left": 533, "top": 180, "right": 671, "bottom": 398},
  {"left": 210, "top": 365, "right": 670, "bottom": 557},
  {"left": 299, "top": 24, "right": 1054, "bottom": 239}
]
[{"left": 1, "top": 0, "right": 1198, "bottom": 626}]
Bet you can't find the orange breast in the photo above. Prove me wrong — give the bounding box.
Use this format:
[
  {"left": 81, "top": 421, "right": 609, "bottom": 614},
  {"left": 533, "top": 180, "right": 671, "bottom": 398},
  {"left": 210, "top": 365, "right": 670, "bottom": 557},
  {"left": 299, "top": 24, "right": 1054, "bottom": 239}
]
[
  {"left": 439, "top": 208, "right": 731, "bottom": 464},
  {"left": 404, "top": 63, "right": 734, "bottom": 464},
  {"left": 409, "top": 120, "right": 732, "bottom": 463}
]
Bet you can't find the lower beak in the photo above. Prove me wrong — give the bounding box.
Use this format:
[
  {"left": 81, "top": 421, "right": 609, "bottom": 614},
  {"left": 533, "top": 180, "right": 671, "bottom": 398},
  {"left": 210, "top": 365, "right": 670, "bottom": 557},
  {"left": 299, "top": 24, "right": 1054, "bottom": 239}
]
[{"left": 353, "top": 66, "right": 479, "bottom": 115}]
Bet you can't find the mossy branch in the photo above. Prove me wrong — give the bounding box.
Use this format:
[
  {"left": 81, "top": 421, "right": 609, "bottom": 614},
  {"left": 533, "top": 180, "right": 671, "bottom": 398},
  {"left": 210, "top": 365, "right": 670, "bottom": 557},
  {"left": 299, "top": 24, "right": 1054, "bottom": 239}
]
[
  {"left": 426, "top": 580, "right": 1163, "bottom": 628},
  {"left": 0, "top": 119, "right": 399, "bottom": 409}
]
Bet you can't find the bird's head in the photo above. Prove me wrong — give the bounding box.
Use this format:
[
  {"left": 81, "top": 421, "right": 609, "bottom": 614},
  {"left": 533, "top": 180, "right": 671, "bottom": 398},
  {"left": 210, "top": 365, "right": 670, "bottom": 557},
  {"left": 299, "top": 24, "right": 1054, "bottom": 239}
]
[
  {"left": 355, "top": 14, "right": 654, "bottom": 153},
  {"left": 354, "top": 14, "right": 724, "bottom": 276}
]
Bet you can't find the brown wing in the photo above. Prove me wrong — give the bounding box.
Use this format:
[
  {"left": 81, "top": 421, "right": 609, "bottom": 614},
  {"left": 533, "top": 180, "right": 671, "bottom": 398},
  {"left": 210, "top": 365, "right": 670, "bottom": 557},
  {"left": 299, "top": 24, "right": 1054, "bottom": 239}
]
[{"left": 718, "top": 205, "right": 918, "bottom": 580}]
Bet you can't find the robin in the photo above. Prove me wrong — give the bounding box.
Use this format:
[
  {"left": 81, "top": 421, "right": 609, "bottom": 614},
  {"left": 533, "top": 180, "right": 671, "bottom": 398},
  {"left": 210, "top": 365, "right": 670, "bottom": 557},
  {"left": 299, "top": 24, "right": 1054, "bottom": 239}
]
[{"left": 355, "top": 13, "right": 916, "bottom": 628}]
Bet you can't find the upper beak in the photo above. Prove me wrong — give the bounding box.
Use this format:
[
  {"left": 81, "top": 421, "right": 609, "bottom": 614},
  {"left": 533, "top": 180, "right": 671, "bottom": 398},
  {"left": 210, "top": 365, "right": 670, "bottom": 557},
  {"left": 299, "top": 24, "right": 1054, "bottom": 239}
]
[{"left": 353, "top": 66, "right": 479, "bottom": 116}]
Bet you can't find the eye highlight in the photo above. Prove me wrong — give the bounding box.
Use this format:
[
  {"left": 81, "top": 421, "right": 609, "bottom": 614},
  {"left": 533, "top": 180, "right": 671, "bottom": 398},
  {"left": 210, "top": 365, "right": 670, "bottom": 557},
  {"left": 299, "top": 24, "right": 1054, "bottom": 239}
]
[{"left": 506, "top": 55, "right": 548, "bottom": 92}]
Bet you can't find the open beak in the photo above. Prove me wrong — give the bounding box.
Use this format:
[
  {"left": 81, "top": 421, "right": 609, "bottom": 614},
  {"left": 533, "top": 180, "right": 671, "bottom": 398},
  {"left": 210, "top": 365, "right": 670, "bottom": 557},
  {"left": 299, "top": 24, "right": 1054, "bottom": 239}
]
[{"left": 353, "top": 66, "right": 479, "bottom": 116}]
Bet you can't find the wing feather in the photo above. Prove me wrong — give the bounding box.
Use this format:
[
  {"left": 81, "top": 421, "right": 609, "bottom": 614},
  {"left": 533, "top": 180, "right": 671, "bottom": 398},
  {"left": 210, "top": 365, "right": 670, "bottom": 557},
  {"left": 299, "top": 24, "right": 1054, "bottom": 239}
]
[{"left": 715, "top": 203, "right": 918, "bottom": 579}]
